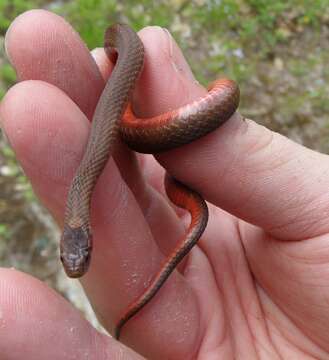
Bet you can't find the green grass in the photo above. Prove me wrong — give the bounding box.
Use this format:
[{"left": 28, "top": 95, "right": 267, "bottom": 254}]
[
  {"left": 0, "top": 0, "right": 42, "bottom": 34},
  {"left": 1, "top": 63, "right": 16, "bottom": 83},
  {"left": 1, "top": 0, "right": 328, "bottom": 87}
]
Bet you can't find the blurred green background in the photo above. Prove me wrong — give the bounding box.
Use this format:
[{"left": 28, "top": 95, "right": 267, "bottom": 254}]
[{"left": 0, "top": 0, "right": 329, "bottom": 321}]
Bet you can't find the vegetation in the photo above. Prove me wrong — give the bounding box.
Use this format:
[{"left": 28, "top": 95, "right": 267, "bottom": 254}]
[{"left": 1, "top": 0, "right": 329, "bottom": 85}]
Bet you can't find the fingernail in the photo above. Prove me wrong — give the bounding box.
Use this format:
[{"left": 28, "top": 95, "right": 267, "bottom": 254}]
[{"left": 161, "top": 27, "right": 196, "bottom": 82}]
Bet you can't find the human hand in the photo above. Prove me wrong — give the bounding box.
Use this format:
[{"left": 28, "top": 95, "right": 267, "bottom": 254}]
[{"left": 1, "top": 9, "right": 329, "bottom": 360}]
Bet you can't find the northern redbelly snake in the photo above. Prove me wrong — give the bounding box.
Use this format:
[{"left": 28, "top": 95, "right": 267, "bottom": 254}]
[{"left": 60, "top": 24, "right": 240, "bottom": 340}]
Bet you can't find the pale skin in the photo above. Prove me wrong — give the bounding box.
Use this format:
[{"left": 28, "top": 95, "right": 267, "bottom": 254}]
[{"left": 0, "top": 9, "right": 329, "bottom": 359}]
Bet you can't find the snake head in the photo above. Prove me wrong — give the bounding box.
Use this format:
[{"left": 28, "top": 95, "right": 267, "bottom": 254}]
[{"left": 60, "top": 225, "right": 92, "bottom": 278}]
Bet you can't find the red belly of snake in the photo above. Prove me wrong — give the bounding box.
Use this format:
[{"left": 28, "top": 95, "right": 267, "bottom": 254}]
[{"left": 60, "top": 23, "right": 239, "bottom": 340}]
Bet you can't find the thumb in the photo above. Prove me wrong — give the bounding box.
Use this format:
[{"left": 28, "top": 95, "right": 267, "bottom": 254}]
[{"left": 135, "top": 26, "right": 329, "bottom": 241}]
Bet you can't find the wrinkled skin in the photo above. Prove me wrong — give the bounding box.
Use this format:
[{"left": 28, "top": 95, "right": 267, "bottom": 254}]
[{"left": 1, "top": 9, "right": 329, "bottom": 360}]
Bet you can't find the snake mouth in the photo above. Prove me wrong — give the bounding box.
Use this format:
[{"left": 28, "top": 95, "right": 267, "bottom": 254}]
[{"left": 64, "top": 267, "right": 86, "bottom": 278}]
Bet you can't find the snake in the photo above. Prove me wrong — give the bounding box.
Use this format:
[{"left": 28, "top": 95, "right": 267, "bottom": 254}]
[{"left": 60, "top": 23, "right": 240, "bottom": 340}]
